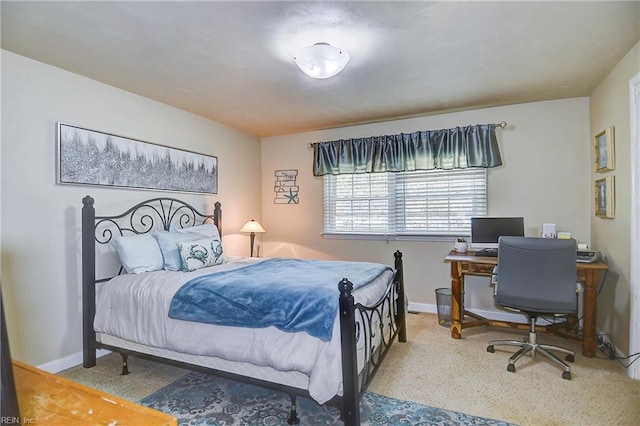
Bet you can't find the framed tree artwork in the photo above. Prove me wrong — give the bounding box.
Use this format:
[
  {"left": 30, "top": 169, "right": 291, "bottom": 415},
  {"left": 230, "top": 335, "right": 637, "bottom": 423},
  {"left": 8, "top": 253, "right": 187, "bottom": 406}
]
[{"left": 57, "top": 123, "right": 218, "bottom": 194}]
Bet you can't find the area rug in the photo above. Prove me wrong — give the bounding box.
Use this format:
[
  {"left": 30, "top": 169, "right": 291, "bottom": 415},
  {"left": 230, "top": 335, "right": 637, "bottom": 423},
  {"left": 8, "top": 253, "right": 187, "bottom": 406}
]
[{"left": 139, "top": 371, "right": 513, "bottom": 425}]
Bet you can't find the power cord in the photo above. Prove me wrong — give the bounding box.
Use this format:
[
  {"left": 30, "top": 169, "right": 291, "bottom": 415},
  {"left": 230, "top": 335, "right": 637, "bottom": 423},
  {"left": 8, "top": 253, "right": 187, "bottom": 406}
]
[
  {"left": 539, "top": 314, "right": 583, "bottom": 337},
  {"left": 592, "top": 264, "right": 640, "bottom": 368},
  {"left": 596, "top": 268, "right": 609, "bottom": 296},
  {"left": 596, "top": 333, "right": 640, "bottom": 369},
  {"left": 596, "top": 334, "right": 616, "bottom": 359},
  {"left": 533, "top": 320, "right": 639, "bottom": 368}
]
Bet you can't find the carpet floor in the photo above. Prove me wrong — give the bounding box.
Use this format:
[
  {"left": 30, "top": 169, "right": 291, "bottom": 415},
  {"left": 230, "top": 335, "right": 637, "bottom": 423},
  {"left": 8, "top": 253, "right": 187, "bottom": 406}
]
[{"left": 59, "top": 313, "right": 640, "bottom": 425}]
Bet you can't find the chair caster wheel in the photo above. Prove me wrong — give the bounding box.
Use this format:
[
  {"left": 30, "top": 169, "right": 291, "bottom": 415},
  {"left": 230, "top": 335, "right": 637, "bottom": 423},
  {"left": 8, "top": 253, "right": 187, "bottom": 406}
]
[
  {"left": 565, "top": 354, "right": 575, "bottom": 363},
  {"left": 507, "top": 364, "right": 516, "bottom": 373},
  {"left": 487, "top": 346, "right": 495, "bottom": 353},
  {"left": 562, "top": 371, "right": 571, "bottom": 380}
]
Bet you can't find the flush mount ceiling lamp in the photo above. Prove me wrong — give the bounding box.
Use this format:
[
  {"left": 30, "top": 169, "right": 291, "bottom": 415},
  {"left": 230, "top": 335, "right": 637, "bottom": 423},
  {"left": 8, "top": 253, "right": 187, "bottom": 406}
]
[{"left": 294, "top": 42, "right": 350, "bottom": 79}]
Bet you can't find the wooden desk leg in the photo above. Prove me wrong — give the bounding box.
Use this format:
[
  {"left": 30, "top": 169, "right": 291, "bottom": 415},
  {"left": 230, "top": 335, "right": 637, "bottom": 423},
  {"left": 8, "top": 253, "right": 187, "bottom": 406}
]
[
  {"left": 582, "top": 269, "right": 598, "bottom": 357},
  {"left": 450, "top": 261, "right": 462, "bottom": 339}
]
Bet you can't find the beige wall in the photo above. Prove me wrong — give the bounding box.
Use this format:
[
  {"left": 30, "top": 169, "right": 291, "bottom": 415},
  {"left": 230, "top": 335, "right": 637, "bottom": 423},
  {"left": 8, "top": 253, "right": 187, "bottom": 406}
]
[
  {"left": 261, "top": 98, "right": 591, "bottom": 313},
  {"left": 4, "top": 40, "right": 635, "bottom": 370},
  {"left": 589, "top": 41, "right": 640, "bottom": 356},
  {"left": 0, "top": 51, "right": 262, "bottom": 368}
]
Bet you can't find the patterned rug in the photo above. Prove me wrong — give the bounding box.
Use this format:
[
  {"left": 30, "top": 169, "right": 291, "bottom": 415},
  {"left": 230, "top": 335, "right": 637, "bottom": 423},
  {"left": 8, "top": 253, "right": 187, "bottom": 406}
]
[{"left": 139, "top": 371, "right": 513, "bottom": 425}]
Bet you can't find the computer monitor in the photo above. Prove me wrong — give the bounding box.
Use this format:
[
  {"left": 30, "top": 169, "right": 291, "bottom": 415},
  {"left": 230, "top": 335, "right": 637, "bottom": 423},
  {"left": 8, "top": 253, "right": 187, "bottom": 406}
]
[{"left": 470, "top": 217, "right": 525, "bottom": 250}]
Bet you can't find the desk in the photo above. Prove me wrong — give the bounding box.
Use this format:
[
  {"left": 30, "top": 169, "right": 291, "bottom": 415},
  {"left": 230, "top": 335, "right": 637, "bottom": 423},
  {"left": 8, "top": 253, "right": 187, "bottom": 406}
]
[{"left": 444, "top": 251, "right": 608, "bottom": 357}]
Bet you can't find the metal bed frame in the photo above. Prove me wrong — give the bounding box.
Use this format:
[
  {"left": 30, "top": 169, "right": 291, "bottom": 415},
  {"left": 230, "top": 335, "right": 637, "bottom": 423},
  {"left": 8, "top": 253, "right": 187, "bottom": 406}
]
[{"left": 81, "top": 195, "right": 406, "bottom": 425}]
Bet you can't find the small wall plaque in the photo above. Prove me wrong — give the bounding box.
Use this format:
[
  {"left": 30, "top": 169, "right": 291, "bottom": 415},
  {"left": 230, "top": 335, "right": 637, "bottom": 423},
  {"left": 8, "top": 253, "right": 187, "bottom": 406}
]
[{"left": 274, "top": 170, "right": 299, "bottom": 204}]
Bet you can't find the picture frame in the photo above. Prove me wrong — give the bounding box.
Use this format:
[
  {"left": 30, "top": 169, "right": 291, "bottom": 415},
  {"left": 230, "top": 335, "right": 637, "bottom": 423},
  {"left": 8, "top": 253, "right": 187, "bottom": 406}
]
[
  {"left": 274, "top": 169, "right": 299, "bottom": 204},
  {"left": 594, "top": 176, "right": 615, "bottom": 219},
  {"left": 594, "top": 127, "right": 615, "bottom": 173},
  {"left": 57, "top": 123, "right": 217, "bottom": 194}
]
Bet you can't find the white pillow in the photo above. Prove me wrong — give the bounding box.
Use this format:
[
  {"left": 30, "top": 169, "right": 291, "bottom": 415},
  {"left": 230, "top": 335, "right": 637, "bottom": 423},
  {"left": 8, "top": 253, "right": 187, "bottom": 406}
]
[
  {"left": 171, "top": 223, "right": 221, "bottom": 240},
  {"left": 111, "top": 233, "right": 164, "bottom": 274},
  {"left": 177, "top": 236, "right": 225, "bottom": 272},
  {"left": 154, "top": 230, "right": 207, "bottom": 271}
]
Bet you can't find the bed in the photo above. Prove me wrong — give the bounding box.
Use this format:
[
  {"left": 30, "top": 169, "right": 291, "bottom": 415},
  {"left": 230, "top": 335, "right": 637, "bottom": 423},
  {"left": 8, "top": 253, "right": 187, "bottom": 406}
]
[{"left": 81, "top": 195, "right": 407, "bottom": 425}]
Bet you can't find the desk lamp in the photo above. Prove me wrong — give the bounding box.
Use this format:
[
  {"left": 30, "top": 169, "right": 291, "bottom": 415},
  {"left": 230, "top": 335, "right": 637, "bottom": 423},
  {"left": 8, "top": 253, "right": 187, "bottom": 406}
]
[{"left": 239, "top": 219, "right": 265, "bottom": 257}]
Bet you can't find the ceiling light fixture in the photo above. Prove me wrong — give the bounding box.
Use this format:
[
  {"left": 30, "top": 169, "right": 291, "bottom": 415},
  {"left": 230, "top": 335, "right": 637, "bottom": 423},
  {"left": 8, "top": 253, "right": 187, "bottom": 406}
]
[{"left": 294, "top": 42, "right": 350, "bottom": 79}]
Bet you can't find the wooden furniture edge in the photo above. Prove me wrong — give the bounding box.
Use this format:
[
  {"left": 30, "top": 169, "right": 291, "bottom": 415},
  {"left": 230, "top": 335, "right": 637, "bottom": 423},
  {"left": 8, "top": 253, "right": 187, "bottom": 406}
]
[{"left": 13, "top": 359, "right": 177, "bottom": 425}]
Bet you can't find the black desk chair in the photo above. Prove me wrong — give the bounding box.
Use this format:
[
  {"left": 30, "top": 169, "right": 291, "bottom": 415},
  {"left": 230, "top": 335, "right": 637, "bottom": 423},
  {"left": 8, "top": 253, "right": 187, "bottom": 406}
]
[{"left": 487, "top": 236, "right": 577, "bottom": 380}]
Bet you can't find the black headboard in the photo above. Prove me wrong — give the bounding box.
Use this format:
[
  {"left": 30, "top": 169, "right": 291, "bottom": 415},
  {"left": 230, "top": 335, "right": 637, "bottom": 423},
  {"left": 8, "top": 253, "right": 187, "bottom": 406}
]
[
  {"left": 82, "top": 195, "right": 222, "bottom": 279},
  {"left": 81, "top": 195, "right": 222, "bottom": 367}
]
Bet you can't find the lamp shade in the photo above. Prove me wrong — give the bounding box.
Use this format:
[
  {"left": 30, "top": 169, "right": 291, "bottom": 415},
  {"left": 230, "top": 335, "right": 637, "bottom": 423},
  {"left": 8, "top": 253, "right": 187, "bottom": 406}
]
[
  {"left": 240, "top": 219, "right": 266, "bottom": 234},
  {"left": 294, "top": 43, "right": 350, "bottom": 79}
]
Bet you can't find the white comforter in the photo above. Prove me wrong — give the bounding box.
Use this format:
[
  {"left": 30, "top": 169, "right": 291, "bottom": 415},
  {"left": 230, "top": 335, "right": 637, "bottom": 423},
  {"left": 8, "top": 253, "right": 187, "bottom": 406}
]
[{"left": 94, "top": 257, "right": 394, "bottom": 404}]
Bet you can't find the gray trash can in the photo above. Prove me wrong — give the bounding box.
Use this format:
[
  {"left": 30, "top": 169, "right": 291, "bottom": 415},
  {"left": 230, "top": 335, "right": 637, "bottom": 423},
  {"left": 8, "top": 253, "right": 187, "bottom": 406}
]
[{"left": 435, "top": 288, "right": 452, "bottom": 327}]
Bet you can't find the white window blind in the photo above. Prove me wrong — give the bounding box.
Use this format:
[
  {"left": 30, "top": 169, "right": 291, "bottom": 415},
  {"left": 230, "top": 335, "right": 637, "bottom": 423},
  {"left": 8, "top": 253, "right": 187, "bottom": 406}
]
[{"left": 323, "top": 169, "right": 487, "bottom": 237}]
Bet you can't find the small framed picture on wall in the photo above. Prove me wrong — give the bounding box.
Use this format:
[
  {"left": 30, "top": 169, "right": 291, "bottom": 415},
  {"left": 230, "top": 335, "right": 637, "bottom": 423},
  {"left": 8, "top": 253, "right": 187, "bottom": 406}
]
[
  {"left": 594, "top": 176, "right": 615, "bottom": 219},
  {"left": 594, "top": 127, "right": 615, "bottom": 173}
]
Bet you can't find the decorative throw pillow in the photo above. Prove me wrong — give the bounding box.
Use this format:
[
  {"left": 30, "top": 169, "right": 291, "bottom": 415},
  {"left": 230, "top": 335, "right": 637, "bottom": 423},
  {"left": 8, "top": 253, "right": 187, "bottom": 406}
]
[
  {"left": 177, "top": 236, "right": 225, "bottom": 272},
  {"left": 111, "top": 233, "right": 164, "bottom": 274},
  {"left": 153, "top": 230, "right": 208, "bottom": 271}
]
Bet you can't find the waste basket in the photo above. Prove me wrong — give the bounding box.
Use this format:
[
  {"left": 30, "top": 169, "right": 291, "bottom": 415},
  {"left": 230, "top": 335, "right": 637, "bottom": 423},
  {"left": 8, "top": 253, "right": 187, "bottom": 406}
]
[{"left": 435, "top": 288, "right": 451, "bottom": 327}]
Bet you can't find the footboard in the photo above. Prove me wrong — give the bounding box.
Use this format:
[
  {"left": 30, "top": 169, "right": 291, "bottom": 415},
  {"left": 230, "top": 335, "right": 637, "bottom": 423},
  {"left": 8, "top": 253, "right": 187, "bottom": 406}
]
[{"left": 339, "top": 250, "right": 406, "bottom": 425}]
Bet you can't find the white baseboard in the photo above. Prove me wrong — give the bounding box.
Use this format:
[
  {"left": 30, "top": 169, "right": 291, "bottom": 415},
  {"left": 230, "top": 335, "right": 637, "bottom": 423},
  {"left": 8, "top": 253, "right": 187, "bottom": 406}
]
[
  {"left": 408, "top": 302, "right": 528, "bottom": 323},
  {"left": 38, "top": 349, "right": 111, "bottom": 374},
  {"left": 407, "top": 301, "right": 437, "bottom": 314}
]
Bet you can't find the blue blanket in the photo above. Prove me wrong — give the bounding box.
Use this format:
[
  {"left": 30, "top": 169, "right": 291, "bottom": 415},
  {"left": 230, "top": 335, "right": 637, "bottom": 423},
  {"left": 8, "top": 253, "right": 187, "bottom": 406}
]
[{"left": 168, "top": 258, "right": 392, "bottom": 341}]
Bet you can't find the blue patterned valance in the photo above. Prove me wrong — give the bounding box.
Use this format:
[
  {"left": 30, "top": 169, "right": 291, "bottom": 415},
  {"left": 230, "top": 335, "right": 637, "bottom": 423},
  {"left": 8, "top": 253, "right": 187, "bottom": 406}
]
[{"left": 312, "top": 123, "right": 503, "bottom": 176}]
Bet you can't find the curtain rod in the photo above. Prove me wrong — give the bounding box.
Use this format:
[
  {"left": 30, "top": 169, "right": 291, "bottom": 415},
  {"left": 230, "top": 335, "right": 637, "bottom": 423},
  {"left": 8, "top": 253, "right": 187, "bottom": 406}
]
[{"left": 307, "top": 121, "right": 507, "bottom": 148}]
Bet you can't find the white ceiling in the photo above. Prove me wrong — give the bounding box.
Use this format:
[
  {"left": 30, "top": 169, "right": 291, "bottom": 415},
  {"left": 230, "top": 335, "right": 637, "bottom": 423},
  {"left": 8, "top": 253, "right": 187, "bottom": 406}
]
[{"left": 2, "top": 1, "right": 639, "bottom": 137}]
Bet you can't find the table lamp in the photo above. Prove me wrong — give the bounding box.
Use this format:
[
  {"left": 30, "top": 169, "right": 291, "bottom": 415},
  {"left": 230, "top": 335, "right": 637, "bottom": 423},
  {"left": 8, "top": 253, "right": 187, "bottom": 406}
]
[{"left": 239, "top": 219, "right": 266, "bottom": 257}]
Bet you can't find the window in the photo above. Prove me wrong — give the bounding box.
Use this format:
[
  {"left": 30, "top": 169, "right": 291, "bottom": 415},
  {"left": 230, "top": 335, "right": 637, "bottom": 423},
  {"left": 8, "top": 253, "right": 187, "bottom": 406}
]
[{"left": 323, "top": 168, "right": 487, "bottom": 238}]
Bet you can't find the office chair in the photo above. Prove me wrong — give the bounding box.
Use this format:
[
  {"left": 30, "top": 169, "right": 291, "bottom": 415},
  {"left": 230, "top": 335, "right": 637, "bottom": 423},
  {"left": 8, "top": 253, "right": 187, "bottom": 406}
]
[{"left": 486, "top": 236, "right": 577, "bottom": 380}]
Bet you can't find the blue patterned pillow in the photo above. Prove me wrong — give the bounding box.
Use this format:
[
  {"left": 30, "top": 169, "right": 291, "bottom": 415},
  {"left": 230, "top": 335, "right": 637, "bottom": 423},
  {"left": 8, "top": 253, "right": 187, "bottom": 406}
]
[
  {"left": 154, "top": 230, "right": 208, "bottom": 271},
  {"left": 177, "top": 236, "right": 225, "bottom": 272}
]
